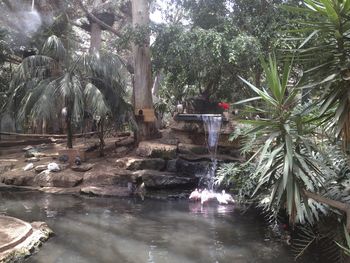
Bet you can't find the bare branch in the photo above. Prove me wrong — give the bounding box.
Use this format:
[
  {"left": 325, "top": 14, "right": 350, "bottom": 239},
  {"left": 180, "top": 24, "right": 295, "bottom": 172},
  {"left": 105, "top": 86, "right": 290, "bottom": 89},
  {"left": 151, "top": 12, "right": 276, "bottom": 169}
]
[
  {"left": 76, "top": 0, "right": 123, "bottom": 38},
  {"left": 304, "top": 190, "right": 350, "bottom": 232}
]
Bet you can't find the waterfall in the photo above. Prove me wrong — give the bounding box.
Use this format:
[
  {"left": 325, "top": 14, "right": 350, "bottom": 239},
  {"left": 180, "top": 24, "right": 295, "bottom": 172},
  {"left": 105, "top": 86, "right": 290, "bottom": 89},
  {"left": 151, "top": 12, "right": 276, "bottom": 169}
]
[
  {"left": 201, "top": 115, "right": 222, "bottom": 191},
  {"left": 31, "top": 0, "right": 35, "bottom": 11}
]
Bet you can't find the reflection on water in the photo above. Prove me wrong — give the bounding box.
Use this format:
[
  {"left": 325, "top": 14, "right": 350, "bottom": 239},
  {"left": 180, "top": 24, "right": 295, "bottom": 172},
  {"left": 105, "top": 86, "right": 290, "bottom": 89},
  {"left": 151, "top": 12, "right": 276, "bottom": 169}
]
[{"left": 0, "top": 190, "right": 310, "bottom": 263}]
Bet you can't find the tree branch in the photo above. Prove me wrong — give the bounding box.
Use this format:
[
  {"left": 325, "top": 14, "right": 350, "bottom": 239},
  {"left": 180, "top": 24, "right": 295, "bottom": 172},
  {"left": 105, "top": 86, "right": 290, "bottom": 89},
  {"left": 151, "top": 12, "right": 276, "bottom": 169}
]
[
  {"left": 76, "top": 0, "right": 123, "bottom": 38},
  {"left": 304, "top": 190, "right": 350, "bottom": 232}
]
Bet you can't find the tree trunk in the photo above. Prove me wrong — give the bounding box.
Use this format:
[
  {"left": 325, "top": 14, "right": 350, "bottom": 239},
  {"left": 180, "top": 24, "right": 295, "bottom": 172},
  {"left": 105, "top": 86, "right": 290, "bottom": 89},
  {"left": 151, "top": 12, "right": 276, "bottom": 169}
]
[
  {"left": 132, "top": 0, "right": 158, "bottom": 141},
  {"left": 98, "top": 118, "right": 105, "bottom": 156},
  {"left": 89, "top": 22, "right": 102, "bottom": 54},
  {"left": 66, "top": 109, "right": 73, "bottom": 148}
]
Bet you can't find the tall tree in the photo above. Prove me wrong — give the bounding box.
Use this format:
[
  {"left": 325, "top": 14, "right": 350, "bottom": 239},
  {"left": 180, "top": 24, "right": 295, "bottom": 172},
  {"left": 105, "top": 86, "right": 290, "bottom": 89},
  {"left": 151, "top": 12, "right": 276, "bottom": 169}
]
[{"left": 132, "top": 0, "right": 157, "bottom": 141}]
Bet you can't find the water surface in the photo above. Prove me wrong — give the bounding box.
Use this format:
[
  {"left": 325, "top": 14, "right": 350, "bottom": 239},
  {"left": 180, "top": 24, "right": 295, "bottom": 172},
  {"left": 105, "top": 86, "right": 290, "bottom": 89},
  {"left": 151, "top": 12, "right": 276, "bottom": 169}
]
[{"left": 0, "top": 190, "right": 305, "bottom": 263}]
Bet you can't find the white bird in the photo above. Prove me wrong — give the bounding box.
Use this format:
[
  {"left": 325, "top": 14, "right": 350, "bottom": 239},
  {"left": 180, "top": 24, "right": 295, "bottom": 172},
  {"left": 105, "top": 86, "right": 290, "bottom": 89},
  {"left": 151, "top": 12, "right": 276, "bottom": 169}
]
[
  {"left": 189, "top": 189, "right": 201, "bottom": 201},
  {"left": 221, "top": 190, "right": 235, "bottom": 204},
  {"left": 47, "top": 162, "right": 60, "bottom": 172},
  {"left": 216, "top": 193, "right": 228, "bottom": 204},
  {"left": 200, "top": 189, "right": 216, "bottom": 204}
]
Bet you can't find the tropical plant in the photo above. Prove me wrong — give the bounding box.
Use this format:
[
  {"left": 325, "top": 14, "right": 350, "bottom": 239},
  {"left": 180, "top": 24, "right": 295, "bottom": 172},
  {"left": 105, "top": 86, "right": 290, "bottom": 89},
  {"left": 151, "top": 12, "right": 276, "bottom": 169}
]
[
  {"left": 283, "top": 0, "right": 350, "bottom": 150},
  {"left": 4, "top": 35, "right": 129, "bottom": 149},
  {"left": 236, "top": 55, "right": 330, "bottom": 225}
]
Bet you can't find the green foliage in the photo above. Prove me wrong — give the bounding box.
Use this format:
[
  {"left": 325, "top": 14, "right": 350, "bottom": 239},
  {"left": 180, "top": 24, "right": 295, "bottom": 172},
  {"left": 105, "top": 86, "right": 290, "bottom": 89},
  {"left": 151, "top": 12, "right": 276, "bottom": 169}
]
[
  {"left": 152, "top": 24, "right": 261, "bottom": 104},
  {"left": 285, "top": 0, "right": 350, "bottom": 147},
  {"left": 4, "top": 35, "right": 129, "bottom": 147},
  {"left": 237, "top": 55, "right": 333, "bottom": 225},
  {"left": 292, "top": 222, "right": 348, "bottom": 262},
  {"left": 216, "top": 162, "right": 257, "bottom": 203},
  {"left": 152, "top": 0, "right": 302, "bottom": 111}
]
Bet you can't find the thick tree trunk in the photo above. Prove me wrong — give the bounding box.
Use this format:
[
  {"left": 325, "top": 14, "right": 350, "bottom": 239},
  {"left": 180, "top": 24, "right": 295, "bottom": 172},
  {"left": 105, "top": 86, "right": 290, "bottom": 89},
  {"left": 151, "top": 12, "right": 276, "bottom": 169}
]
[
  {"left": 132, "top": 0, "right": 158, "bottom": 141},
  {"left": 89, "top": 22, "right": 102, "bottom": 54}
]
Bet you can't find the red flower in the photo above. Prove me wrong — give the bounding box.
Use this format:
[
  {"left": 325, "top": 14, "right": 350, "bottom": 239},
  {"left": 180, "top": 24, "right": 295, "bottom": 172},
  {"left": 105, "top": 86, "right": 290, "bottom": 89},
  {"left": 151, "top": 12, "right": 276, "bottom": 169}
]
[{"left": 218, "top": 102, "right": 230, "bottom": 110}]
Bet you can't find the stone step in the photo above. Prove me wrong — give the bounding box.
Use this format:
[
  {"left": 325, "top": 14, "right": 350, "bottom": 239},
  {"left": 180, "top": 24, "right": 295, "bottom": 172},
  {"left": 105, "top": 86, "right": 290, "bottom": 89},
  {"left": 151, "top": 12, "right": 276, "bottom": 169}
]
[
  {"left": 134, "top": 170, "right": 198, "bottom": 190},
  {"left": 179, "top": 153, "right": 243, "bottom": 163},
  {"left": 115, "top": 157, "right": 165, "bottom": 171},
  {"left": 136, "top": 140, "right": 177, "bottom": 160}
]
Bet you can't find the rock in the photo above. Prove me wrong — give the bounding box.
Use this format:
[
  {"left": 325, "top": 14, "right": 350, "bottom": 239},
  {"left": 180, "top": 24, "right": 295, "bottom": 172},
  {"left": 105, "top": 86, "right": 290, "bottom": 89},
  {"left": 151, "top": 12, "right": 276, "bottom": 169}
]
[
  {"left": 83, "top": 166, "right": 136, "bottom": 187},
  {"left": 0, "top": 217, "right": 53, "bottom": 263},
  {"left": 0, "top": 163, "right": 15, "bottom": 175},
  {"left": 115, "top": 157, "right": 165, "bottom": 171},
  {"left": 115, "top": 146, "right": 129, "bottom": 154},
  {"left": 25, "top": 157, "right": 40, "bottom": 162},
  {"left": 115, "top": 137, "right": 134, "bottom": 147},
  {"left": 136, "top": 141, "right": 177, "bottom": 160},
  {"left": 71, "top": 163, "right": 94, "bottom": 172},
  {"left": 0, "top": 169, "right": 35, "bottom": 186},
  {"left": 135, "top": 170, "right": 197, "bottom": 189},
  {"left": 33, "top": 170, "right": 83, "bottom": 187},
  {"left": 176, "top": 158, "right": 209, "bottom": 177},
  {"left": 38, "top": 187, "right": 81, "bottom": 195},
  {"left": 166, "top": 159, "right": 177, "bottom": 173},
  {"left": 80, "top": 186, "right": 132, "bottom": 197},
  {"left": 178, "top": 143, "right": 208, "bottom": 155},
  {"left": 23, "top": 163, "right": 34, "bottom": 171},
  {"left": 179, "top": 153, "right": 243, "bottom": 163},
  {"left": 34, "top": 165, "right": 47, "bottom": 173}
]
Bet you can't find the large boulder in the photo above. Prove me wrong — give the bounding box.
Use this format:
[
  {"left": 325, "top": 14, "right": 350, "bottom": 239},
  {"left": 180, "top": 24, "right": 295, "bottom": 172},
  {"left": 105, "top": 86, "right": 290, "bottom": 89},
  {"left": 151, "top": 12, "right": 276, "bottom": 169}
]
[
  {"left": 136, "top": 141, "right": 177, "bottom": 160},
  {"left": 176, "top": 158, "right": 209, "bottom": 177},
  {"left": 0, "top": 169, "right": 35, "bottom": 186},
  {"left": 83, "top": 166, "right": 136, "bottom": 187},
  {"left": 115, "top": 157, "right": 165, "bottom": 171},
  {"left": 178, "top": 143, "right": 208, "bottom": 155},
  {"left": 0, "top": 163, "right": 15, "bottom": 175},
  {"left": 34, "top": 165, "right": 47, "bottom": 173},
  {"left": 166, "top": 159, "right": 177, "bottom": 173},
  {"left": 33, "top": 170, "right": 83, "bottom": 188},
  {"left": 136, "top": 170, "right": 197, "bottom": 190}
]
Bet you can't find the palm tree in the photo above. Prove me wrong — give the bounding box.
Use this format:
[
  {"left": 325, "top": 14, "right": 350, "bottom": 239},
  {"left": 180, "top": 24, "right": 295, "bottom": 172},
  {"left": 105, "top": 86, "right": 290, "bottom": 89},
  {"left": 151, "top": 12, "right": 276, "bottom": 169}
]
[
  {"left": 5, "top": 35, "right": 129, "bottom": 149},
  {"left": 284, "top": 0, "right": 350, "bottom": 150}
]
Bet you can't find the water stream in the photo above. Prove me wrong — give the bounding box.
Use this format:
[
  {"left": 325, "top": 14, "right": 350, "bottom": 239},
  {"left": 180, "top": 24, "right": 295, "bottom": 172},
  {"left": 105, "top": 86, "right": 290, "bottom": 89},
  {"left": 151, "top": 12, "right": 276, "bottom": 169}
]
[
  {"left": 0, "top": 189, "right": 309, "bottom": 263},
  {"left": 201, "top": 115, "right": 222, "bottom": 191}
]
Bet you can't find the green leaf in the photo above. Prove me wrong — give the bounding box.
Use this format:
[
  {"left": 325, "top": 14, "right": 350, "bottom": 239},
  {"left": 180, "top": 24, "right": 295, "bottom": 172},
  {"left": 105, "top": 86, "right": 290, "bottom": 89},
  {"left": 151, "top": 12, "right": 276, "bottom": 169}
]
[
  {"left": 232, "top": 97, "right": 261, "bottom": 105},
  {"left": 238, "top": 76, "right": 278, "bottom": 107},
  {"left": 285, "top": 133, "right": 294, "bottom": 171},
  {"left": 283, "top": 155, "right": 290, "bottom": 190},
  {"left": 298, "top": 30, "right": 320, "bottom": 49}
]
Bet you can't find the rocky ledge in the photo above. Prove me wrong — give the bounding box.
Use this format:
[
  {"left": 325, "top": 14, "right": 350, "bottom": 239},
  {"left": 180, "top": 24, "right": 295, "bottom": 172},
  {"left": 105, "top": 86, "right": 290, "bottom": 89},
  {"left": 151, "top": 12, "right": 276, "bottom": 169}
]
[{"left": 0, "top": 216, "right": 53, "bottom": 263}]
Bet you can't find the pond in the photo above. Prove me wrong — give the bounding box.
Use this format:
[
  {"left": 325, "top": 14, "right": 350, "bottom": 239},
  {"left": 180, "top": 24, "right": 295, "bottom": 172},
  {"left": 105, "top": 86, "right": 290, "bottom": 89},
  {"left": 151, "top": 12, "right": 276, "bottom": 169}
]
[{"left": 0, "top": 189, "right": 310, "bottom": 263}]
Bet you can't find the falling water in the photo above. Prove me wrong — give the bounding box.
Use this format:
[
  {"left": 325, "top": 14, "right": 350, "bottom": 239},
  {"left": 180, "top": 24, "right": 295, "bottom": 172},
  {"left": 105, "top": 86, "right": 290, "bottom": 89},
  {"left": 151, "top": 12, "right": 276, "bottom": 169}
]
[
  {"left": 31, "top": 0, "right": 35, "bottom": 11},
  {"left": 201, "top": 115, "right": 222, "bottom": 191}
]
